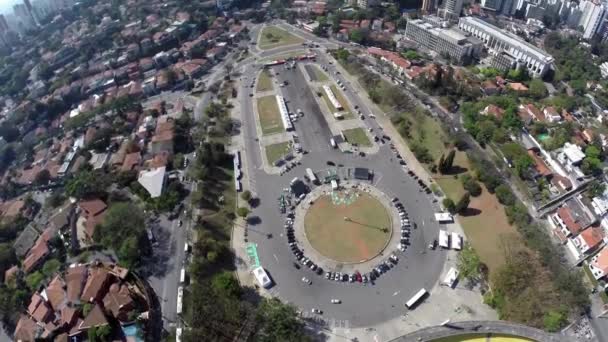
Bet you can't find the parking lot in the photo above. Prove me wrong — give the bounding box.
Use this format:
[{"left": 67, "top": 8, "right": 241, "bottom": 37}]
[{"left": 235, "top": 54, "right": 454, "bottom": 328}]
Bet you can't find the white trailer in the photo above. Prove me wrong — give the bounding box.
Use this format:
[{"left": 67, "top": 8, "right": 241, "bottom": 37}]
[
  {"left": 451, "top": 232, "right": 462, "bottom": 250},
  {"left": 442, "top": 267, "right": 459, "bottom": 288},
  {"left": 305, "top": 168, "right": 318, "bottom": 184},
  {"left": 253, "top": 266, "right": 273, "bottom": 289},
  {"left": 439, "top": 230, "right": 450, "bottom": 249}
]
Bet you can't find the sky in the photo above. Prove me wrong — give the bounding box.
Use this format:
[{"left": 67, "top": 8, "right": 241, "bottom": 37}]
[{"left": 0, "top": 0, "right": 22, "bottom": 15}]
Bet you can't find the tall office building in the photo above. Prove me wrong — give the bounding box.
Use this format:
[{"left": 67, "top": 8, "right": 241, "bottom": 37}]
[
  {"left": 421, "top": 0, "right": 437, "bottom": 13},
  {"left": 438, "top": 0, "right": 463, "bottom": 21},
  {"left": 0, "top": 15, "right": 9, "bottom": 34},
  {"left": 480, "top": 0, "right": 503, "bottom": 11},
  {"left": 579, "top": 0, "right": 607, "bottom": 39},
  {"left": 13, "top": 3, "right": 35, "bottom": 30}
]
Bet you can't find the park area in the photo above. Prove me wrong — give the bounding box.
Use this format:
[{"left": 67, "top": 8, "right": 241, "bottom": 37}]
[
  {"left": 342, "top": 128, "right": 371, "bottom": 147},
  {"left": 256, "top": 70, "right": 273, "bottom": 92},
  {"left": 265, "top": 142, "right": 291, "bottom": 166},
  {"left": 256, "top": 95, "right": 284, "bottom": 135},
  {"left": 258, "top": 26, "right": 303, "bottom": 50},
  {"left": 433, "top": 151, "right": 521, "bottom": 275},
  {"left": 305, "top": 64, "right": 329, "bottom": 82},
  {"left": 304, "top": 191, "right": 391, "bottom": 263}
]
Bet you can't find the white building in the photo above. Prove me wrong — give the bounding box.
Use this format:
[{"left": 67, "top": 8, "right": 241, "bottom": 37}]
[
  {"left": 458, "top": 16, "right": 554, "bottom": 77},
  {"left": 589, "top": 245, "right": 608, "bottom": 279},
  {"left": 137, "top": 166, "right": 167, "bottom": 198},
  {"left": 579, "top": 0, "right": 607, "bottom": 39}
]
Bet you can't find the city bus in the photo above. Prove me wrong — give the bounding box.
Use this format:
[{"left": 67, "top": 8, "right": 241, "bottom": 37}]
[
  {"left": 176, "top": 286, "right": 184, "bottom": 315},
  {"left": 405, "top": 288, "right": 428, "bottom": 309}
]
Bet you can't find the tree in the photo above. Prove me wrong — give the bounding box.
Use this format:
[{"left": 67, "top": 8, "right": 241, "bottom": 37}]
[
  {"left": 543, "top": 310, "right": 567, "bottom": 332},
  {"left": 241, "top": 190, "right": 252, "bottom": 202},
  {"left": 45, "top": 192, "right": 65, "bottom": 208},
  {"left": 455, "top": 192, "right": 470, "bottom": 214},
  {"left": 211, "top": 271, "right": 242, "bottom": 298},
  {"left": 443, "top": 198, "right": 456, "bottom": 214},
  {"left": 444, "top": 150, "right": 456, "bottom": 173},
  {"left": 495, "top": 184, "right": 515, "bottom": 206},
  {"left": 65, "top": 170, "right": 109, "bottom": 199},
  {"left": 437, "top": 154, "right": 445, "bottom": 174},
  {"left": 457, "top": 243, "right": 482, "bottom": 281},
  {"left": 236, "top": 207, "right": 249, "bottom": 217},
  {"left": 529, "top": 79, "right": 548, "bottom": 99},
  {"left": 460, "top": 174, "right": 482, "bottom": 197},
  {"left": 587, "top": 179, "right": 606, "bottom": 198},
  {"left": 254, "top": 298, "right": 309, "bottom": 342},
  {"left": 34, "top": 169, "right": 51, "bottom": 186},
  {"left": 349, "top": 28, "right": 366, "bottom": 44},
  {"left": 42, "top": 258, "right": 61, "bottom": 277},
  {"left": 94, "top": 203, "right": 149, "bottom": 269}
]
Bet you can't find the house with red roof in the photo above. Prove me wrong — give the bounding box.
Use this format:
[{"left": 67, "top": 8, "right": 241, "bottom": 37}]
[
  {"left": 481, "top": 104, "right": 505, "bottom": 120},
  {"left": 590, "top": 246, "right": 608, "bottom": 280},
  {"left": 569, "top": 226, "right": 604, "bottom": 258}
]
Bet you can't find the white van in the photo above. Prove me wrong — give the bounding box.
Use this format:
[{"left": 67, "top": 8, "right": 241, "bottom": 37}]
[{"left": 330, "top": 138, "right": 337, "bottom": 148}]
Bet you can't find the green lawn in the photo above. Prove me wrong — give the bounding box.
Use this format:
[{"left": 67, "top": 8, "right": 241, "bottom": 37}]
[
  {"left": 407, "top": 113, "right": 448, "bottom": 161},
  {"left": 319, "top": 85, "right": 353, "bottom": 119},
  {"left": 265, "top": 142, "right": 291, "bottom": 165},
  {"left": 304, "top": 192, "right": 391, "bottom": 263},
  {"left": 257, "top": 95, "right": 284, "bottom": 135},
  {"left": 257, "top": 70, "right": 273, "bottom": 92},
  {"left": 342, "top": 128, "right": 371, "bottom": 147},
  {"left": 433, "top": 152, "right": 518, "bottom": 275},
  {"left": 258, "top": 26, "right": 304, "bottom": 50},
  {"left": 310, "top": 65, "right": 329, "bottom": 82}
]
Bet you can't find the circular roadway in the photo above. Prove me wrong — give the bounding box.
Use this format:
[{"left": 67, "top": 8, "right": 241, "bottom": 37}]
[{"left": 240, "top": 50, "right": 447, "bottom": 328}]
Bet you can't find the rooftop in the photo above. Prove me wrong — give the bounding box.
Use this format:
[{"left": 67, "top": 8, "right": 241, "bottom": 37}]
[{"left": 137, "top": 166, "right": 166, "bottom": 198}]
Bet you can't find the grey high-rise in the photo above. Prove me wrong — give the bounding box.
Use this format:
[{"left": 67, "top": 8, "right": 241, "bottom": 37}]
[{"left": 439, "top": 0, "right": 464, "bottom": 22}]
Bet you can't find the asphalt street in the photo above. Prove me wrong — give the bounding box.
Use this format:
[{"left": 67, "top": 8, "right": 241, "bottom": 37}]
[{"left": 239, "top": 57, "right": 447, "bottom": 328}]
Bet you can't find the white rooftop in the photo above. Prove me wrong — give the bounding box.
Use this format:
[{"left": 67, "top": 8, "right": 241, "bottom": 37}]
[
  {"left": 459, "top": 16, "right": 554, "bottom": 63},
  {"left": 138, "top": 166, "right": 166, "bottom": 198},
  {"left": 562, "top": 142, "right": 586, "bottom": 164}
]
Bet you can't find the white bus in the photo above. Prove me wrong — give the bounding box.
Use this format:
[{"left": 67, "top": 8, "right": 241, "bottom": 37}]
[
  {"left": 176, "top": 328, "right": 182, "bottom": 342},
  {"left": 405, "top": 288, "right": 428, "bottom": 309},
  {"left": 253, "top": 266, "right": 273, "bottom": 289},
  {"left": 177, "top": 286, "right": 184, "bottom": 315},
  {"left": 180, "top": 267, "right": 186, "bottom": 284},
  {"left": 305, "top": 168, "right": 318, "bottom": 184}
]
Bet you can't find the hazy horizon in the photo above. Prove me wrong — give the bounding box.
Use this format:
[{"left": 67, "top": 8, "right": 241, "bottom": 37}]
[{"left": 0, "top": 0, "right": 24, "bottom": 16}]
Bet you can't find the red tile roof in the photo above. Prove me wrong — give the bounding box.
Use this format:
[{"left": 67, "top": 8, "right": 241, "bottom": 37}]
[
  {"left": 14, "top": 315, "right": 39, "bottom": 341},
  {"left": 103, "top": 282, "right": 134, "bottom": 320},
  {"left": 66, "top": 265, "right": 87, "bottom": 303},
  {"left": 78, "top": 199, "right": 107, "bottom": 217},
  {"left": 121, "top": 152, "right": 141, "bottom": 172},
  {"left": 527, "top": 149, "right": 552, "bottom": 177},
  {"left": 23, "top": 238, "right": 49, "bottom": 274},
  {"left": 580, "top": 227, "right": 603, "bottom": 250},
  {"left": 4, "top": 265, "right": 18, "bottom": 284},
  {"left": 81, "top": 268, "right": 111, "bottom": 303},
  {"left": 46, "top": 275, "right": 66, "bottom": 311},
  {"left": 592, "top": 246, "right": 608, "bottom": 276},
  {"left": 78, "top": 304, "right": 108, "bottom": 331},
  {"left": 557, "top": 206, "right": 583, "bottom": 235},
  {"left": 60, "top": 306, "right": 79, "bottom": 327}
]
